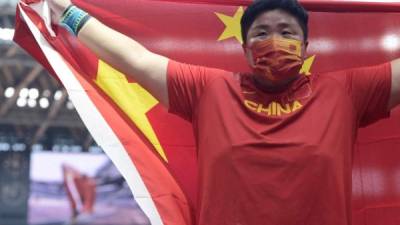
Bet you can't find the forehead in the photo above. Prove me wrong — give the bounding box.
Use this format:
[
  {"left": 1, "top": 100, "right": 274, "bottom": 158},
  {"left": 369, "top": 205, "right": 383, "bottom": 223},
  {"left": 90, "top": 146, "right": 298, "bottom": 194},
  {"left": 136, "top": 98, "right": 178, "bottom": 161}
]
[{"left": 249, "top": 9, "right": 301, "bottom": 31}]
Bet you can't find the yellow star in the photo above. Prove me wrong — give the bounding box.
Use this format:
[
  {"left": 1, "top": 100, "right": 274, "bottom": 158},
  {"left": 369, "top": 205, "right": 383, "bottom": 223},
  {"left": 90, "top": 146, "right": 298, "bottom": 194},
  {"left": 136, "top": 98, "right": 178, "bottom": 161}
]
[
  {"left": 95, "top": 61, "right": 168, "bottom": 162},
  {"left": 216, "top": 6, "right": 244, "bottom": 44},
  {"left": 300, "top": 55, "right": 316, "bottom": 76}
]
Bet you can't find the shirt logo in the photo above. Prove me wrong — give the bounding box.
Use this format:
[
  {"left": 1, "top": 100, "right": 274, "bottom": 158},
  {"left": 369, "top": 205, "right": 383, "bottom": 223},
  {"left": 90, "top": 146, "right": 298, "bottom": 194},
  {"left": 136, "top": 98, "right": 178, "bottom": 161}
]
[{"left": 244, "top": 100, "right": 303, "bottom": 117}]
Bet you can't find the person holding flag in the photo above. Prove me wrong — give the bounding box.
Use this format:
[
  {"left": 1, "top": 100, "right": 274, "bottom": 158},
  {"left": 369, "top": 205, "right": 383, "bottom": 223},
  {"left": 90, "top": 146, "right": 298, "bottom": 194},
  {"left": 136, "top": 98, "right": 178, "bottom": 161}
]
[{"left": 46, "top": 0, "right": 400, "bottom": 224}]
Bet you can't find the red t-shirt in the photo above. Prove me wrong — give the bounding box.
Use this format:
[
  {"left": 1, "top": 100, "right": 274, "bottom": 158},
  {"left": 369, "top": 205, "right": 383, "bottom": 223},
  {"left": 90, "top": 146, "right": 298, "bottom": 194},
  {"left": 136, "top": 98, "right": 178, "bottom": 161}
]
[{"left": 167, "top": 60, "right": 391, "bottom": 225}]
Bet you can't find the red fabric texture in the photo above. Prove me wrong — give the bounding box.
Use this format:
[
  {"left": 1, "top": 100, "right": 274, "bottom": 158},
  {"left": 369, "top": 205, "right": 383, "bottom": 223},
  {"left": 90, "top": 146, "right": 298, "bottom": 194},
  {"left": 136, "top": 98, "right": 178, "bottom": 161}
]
[
  {"left": 167, "top": 60, "right": 392, "bottom": 225},
  {"left": 14, "top": 1, "right": 400, "bottom": 224},
  {"left": 155, "top": 0, "right": 400, "bottom": 12}
]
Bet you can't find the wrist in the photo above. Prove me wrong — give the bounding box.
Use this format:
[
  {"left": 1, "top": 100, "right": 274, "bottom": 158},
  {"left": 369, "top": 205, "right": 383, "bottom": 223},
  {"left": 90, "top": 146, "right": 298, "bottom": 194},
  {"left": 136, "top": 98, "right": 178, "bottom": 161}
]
[
  {"left": 51, "top": 1, "right": 72, "bottom": 20},
  {"left": 60, "top": 5, "right": 91, "bottom": 36},
  {"left": 61, "top": 4, "right": 74, "bottom": 19}
]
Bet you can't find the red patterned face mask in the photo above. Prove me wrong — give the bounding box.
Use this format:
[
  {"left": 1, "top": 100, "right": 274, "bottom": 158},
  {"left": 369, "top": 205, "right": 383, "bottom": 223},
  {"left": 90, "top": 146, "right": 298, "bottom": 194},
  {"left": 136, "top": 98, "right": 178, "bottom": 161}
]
[{"left": 248, "top": 37, "right": 304, "bottom": 82}]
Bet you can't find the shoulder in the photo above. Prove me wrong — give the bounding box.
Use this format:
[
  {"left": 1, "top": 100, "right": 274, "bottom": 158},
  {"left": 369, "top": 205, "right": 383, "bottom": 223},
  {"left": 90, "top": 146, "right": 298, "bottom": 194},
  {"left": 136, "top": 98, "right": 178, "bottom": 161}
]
[
  {"left": 313, "top": 63, "right": 391, "bottom": 89},
  {"left": 311, "top": 69, "right": 349, "bottom": 90},
  {"left": 168, "top": 60, "right": 232, "bottom": 77}
]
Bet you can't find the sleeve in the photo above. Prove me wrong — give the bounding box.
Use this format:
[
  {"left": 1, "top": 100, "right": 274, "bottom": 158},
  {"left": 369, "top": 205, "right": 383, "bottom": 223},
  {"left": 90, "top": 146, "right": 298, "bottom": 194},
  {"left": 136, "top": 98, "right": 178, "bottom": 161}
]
[
  {"left": 167, "top": 60, "right": 231, "bottom": 121},
  {"left": 345, "top": 62, "right": 392, "bottom": 127}
]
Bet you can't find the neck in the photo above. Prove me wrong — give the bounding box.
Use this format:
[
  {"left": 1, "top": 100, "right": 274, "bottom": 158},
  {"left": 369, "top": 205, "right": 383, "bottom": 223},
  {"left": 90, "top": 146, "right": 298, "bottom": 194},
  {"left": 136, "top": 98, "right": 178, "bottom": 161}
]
[{"left": 253, "top": 75, "right": 300, "bottom": 93}]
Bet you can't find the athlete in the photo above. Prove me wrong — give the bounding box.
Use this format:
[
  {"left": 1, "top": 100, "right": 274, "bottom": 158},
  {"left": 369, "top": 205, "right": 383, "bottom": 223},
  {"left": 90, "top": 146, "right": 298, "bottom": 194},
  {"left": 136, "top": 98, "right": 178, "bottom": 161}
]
[{"left": 47, "top": 0, "right": 400, "bottom": 224}]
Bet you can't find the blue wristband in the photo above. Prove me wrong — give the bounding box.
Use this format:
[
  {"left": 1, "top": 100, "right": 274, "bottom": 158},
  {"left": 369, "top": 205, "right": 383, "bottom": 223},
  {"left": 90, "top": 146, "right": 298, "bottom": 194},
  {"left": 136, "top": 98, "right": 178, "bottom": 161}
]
[{"left": 60, "top": 5, "right": 91, "bottom": 36}]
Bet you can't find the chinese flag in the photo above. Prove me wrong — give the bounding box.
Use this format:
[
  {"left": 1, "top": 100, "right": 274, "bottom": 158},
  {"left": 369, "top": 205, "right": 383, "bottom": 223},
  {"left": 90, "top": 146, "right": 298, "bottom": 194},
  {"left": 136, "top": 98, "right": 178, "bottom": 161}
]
[{"left": 14, "top": 1, "right": 400, "bottom": 225}]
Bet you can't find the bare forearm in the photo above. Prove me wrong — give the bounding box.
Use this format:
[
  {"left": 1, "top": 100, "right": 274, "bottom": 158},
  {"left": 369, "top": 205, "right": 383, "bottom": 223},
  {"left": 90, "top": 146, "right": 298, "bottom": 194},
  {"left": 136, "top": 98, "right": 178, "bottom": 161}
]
[
  {"left": 77, "top": 17, "right": 169, "bottom": 106},
  {"left": 78, "top": 18, "right": 151, "bottom": 76}
]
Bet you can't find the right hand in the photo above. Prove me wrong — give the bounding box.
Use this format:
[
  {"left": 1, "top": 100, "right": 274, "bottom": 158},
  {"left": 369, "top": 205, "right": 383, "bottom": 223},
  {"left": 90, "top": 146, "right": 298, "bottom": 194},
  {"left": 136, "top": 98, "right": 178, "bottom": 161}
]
[{"left": 47, "top": 0, "right": 72, "bottom": 23}]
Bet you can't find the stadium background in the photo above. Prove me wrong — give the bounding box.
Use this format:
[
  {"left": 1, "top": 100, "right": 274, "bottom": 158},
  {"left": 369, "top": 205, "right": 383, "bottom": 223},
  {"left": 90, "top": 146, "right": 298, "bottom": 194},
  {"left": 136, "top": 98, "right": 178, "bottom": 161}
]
[{"left": 0, "top": 0, "right": 149, "bottom": 224}]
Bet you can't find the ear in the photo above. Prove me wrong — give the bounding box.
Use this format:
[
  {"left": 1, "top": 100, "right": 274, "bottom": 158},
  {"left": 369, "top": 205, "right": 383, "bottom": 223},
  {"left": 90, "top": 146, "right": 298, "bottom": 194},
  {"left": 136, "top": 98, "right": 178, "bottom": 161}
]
[
  {"left": 243, "top": 43, "right": 255, "bottom": 67},
  {"left": 242, "top": 42, "right": 247, "bottom": 53},
  {"left": 242, "top": 42, "right": 250, "bottom": 60},
  {"left": 301, "top": 40, "right": 309, "bottom": 59}
]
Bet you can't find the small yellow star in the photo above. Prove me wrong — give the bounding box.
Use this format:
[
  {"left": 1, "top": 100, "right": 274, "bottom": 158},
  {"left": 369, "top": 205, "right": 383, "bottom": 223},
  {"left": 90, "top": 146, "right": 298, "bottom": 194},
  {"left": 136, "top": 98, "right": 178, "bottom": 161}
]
[
  {"left": 216, "top": 6, "right": 244, "bottom": 44},
  {"left": 300, "top": 55, "right": 316, "bottom": 76}
]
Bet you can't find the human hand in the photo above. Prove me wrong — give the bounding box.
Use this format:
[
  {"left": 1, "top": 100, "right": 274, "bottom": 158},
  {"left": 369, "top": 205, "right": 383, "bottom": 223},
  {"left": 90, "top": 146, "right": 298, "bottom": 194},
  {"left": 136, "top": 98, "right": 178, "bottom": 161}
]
[{"left": 47, "top": 0, "right": 72, "bottom": 23}]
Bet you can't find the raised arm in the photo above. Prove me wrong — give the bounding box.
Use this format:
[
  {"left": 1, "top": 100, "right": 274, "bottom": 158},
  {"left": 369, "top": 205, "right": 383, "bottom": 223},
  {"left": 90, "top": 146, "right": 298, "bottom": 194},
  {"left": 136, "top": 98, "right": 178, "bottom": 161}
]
[
  {"left": 390, "top": 59, "right": 400, "bottom": 110},
  {"left": 48, "top": 0, "right": 170, "bottom": 107}
]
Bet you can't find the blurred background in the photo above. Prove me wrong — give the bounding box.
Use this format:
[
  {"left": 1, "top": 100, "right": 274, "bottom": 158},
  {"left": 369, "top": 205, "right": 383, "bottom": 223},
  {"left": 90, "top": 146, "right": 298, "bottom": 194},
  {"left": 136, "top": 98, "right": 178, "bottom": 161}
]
[{"left": 0, "top": 1, "right": 149, "bottom": 224}]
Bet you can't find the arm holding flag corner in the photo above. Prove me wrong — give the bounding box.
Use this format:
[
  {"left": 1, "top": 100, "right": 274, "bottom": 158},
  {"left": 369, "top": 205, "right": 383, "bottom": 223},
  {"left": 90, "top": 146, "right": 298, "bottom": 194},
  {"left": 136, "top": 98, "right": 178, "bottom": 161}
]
[{"left": 48, "top": 0, "right": 171, "bottom": 108}]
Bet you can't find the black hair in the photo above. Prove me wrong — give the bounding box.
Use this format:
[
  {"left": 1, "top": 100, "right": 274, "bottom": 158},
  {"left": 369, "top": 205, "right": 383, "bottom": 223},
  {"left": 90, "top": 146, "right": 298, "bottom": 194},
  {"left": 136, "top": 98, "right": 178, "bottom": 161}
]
[{"left": 241, "top": 0, "right": 309, "bottom": 44}]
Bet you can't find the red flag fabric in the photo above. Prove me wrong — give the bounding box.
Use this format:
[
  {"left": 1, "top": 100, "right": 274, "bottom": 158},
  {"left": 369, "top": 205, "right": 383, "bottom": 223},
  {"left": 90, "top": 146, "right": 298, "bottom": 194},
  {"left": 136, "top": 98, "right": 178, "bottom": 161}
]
[{"left": 13, "top": 1, "right": 400, "bottom": 224}]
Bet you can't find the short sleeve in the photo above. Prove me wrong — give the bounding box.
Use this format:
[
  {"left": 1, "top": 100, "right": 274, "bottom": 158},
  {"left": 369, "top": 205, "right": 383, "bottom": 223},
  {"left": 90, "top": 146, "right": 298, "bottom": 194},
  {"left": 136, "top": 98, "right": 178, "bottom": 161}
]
[
  {"left": 167, "top": 60, "right": 231, "bottom": 121},
  {"left": 345, "top": 63, "right": 392, "bottom": 127}
]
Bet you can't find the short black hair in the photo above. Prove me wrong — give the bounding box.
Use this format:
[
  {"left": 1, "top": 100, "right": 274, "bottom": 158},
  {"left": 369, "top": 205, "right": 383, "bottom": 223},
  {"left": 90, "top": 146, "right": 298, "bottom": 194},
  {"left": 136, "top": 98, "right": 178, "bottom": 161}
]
[{"left": 241, "top": 0, "right": 309, "bottom": 44}]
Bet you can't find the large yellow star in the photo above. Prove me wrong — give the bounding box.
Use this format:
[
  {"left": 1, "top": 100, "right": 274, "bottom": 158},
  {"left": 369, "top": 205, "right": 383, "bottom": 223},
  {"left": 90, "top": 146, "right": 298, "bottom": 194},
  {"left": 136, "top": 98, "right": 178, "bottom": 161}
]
[
  {"left": 216, "top": 7, "right": 244, "bottom": 44},
  {"left": 95, "top": 61, "right": 168, "bottom": 162}
]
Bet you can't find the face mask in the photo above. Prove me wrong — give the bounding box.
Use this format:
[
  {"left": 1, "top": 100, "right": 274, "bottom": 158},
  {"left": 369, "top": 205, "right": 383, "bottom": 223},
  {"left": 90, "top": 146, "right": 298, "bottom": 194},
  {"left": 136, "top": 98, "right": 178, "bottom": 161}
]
[{"left": 248, "top": 37, "right": 304, "bottom": 82}]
